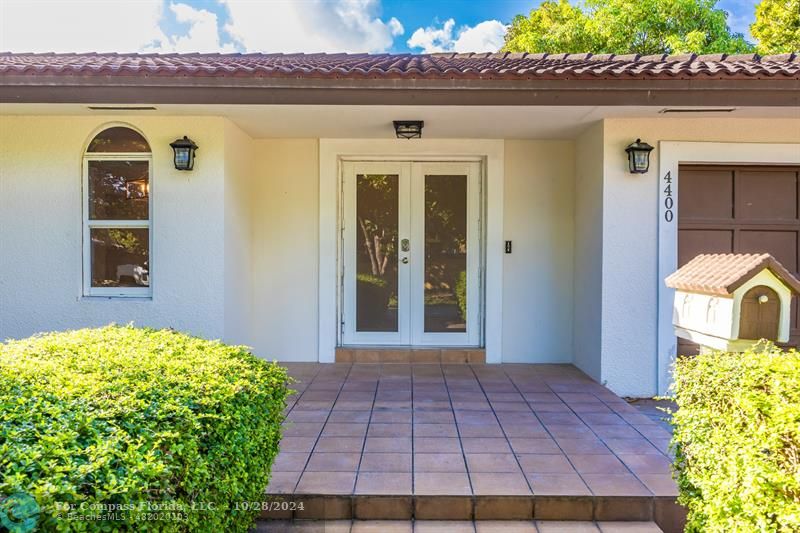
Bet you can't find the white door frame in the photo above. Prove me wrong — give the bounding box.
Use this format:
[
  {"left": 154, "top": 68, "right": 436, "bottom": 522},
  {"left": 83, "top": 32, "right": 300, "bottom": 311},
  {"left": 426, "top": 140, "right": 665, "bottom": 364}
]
[
  {"left": 319, "top": 139, "right": 505, "bottom": 363},
  {"left": 657, "top": 141, "right": 800, "bottom": 395}
]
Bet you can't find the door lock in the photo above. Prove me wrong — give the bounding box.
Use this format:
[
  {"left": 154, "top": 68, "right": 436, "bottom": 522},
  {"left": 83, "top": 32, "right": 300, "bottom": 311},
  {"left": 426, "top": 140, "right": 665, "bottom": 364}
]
[
  {"left": 401, "top": 239, "right": 410, "bottom": 252},
  {"left": 401, "top": 257, "right": 409, "bottom": 264}
]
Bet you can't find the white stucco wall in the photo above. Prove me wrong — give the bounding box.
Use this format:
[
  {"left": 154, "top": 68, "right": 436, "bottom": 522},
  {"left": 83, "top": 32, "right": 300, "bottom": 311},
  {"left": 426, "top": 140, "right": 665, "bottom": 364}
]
[
  {"left": 249, "top": 139, "right": 320, "bottom": 361},
  {"left": 503, "top": 140, "right": 575, "bottom": 362},
  {"left": 0, "top": 115, "right": 227, "bottom": 340},
  {"left": 572, "top": 122, "right": 604, "bottom": 382},
  {"left": 600, "top": 118, "right": 800, "bottom": 396},
  {"left": 223, "top": 120, "right": 256, "bottom": 347}
]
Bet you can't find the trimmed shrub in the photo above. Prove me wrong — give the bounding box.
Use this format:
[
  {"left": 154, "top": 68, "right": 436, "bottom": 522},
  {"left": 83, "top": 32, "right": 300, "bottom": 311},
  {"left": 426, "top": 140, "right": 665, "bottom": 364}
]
[
  {"left": 0, "top": 325, "right": 290, "bottom": 532},
  {"left": 455, "top": 270, "right": 467, "bottom": 321},
  {"left": 671, "top": 343, "right": 800, "bottom": 533}
]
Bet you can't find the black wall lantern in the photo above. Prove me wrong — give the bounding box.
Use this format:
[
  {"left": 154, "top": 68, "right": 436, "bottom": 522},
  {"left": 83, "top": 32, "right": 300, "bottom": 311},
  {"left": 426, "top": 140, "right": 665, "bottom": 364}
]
[
  {"left": 170, "top": 136, "right": 198, "bottom": 171},
  {"left": 625, "top": 139, "right": 654, "bottom": 174},
  {"left": 393, "top": 120, "right": 424, "bottom": 139}
]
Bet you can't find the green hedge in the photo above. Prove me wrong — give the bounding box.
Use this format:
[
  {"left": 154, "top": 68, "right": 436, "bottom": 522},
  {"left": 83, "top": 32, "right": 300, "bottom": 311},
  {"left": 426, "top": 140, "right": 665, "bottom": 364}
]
[
  {"left": 0, "top": 325, "right": 290, "bottom": 532},
  {"left": 671, "top": 343, "right": 800, "bottom": 533},
  {"left": 455, "top": 270, "right": 467, "bottom": 321}
]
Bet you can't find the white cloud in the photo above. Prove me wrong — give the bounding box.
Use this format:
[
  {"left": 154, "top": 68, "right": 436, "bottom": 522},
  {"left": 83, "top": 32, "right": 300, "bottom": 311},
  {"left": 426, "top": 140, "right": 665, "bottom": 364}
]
[
  {"left": 0, "top": 0, "right": 165, "bottom": 53},
  {"left": 147, "top": 3, "right": 237, "bottom": 53},
  {"left": 407, "top": 18, "right": 507, "bottom": 54},
  {"left": 222, "top": 0, "right": 404, "bottom": 53}
]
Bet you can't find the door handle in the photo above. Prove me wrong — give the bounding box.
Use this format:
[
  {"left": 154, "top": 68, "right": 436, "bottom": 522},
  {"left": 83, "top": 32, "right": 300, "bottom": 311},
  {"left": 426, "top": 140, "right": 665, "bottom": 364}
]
[{"left": 401, "top": 257, "right": 409, "bottom": 264}]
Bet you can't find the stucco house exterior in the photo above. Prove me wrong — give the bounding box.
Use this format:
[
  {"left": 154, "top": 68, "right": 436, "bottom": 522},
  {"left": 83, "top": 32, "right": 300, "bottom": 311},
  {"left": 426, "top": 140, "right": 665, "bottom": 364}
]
[{"left": 1, "top": 51, "right": 798, "bottom": 397}]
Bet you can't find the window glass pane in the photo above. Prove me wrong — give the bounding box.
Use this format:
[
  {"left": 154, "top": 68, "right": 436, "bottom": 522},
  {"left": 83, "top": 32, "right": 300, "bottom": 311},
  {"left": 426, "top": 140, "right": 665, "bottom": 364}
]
[
  {"left": 425, "top": 174, "right": 467, "bottom": 333},
  {"left": 88, "top": 160, "right": 149, "bottom": 220},
  {"left": 87, "top": 127, "right": 151, "bottom": 152},
  {"left": 90, "top": 228, "right": 149, "bottom": 288},
  {"left": 356, "top": 174, "right": 399, "bottom": 332}
]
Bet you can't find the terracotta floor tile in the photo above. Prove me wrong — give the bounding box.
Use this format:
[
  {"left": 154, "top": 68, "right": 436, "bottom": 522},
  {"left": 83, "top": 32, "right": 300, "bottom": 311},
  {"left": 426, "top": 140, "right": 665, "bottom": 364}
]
[
  {"left": 461, "top": 438, "right": 512, "bottom": 453},
  {"left": 474, "top": 521, "right": 537, "bottom": 533},
  {"left": 328, "top": 411, "right": 371, "bottom": 423},
  {"left": 370, "top": 410, "right": 412, "bottom": 424},
  {"left": 502, "top": 424, "right": 550, "bottom": 438},
  {"left": 597, "top": 522, "right": 662, "bottom": 532},
  {"left": 414, "top": 437, "right": 462, "bottom": 453},
  {"left": 414, "top": 411, "right": 455, "bottom": 424},
  {"left": 414, "top": 472, "right": 472, "bottom": 495},
  {"left": 295, "top": 471, "right": 356, "bottom": 494},
  {"left": 414, "top": 453, "right": 467, "bottom": 473},
  {"left": 545, "top": 424, "right": 594, "bottom": 438},
  {"left": 569, "top": 454, "right": 629, "bottom": 474},
  {"left": 364, "top": 437, "right": 412, "bottom": 453},
  {"left": 413, "top": 423, "right": 458, "bottom": 437},
  {"left": 602, "top": 439, "right": 662, "bottom": 455},
  {"left": 531, "top": 403, "right": 573, "bottom": 414},
  {"left": 636, "top": 473, "right": 678, "bottom": 496},
  {"left": 306, "top": 452, "right": 361, "bottom": 472},
  {"left": 591, "top": 425, "right": 643, "bottom": 440},
  {"left": 466, "top": 453, "right": 521, "bottom": 473},
  {"left": 265, "top": 471, "right": 301, "bottom": 494},
  {"left": 527, "top": 473, "right": 591, "bottom": 496},
  {"left": 351, "top": 520, "right": 413, "bottom": 533},
  {"left": 281, "top": 437, "right": 318, "bottom": 453},
  {"left": 517, "top": 454, "right": 575, "bottom": 474},
  {"left": 508, "top": 437, "right": 562, "bottom": 454},
  {"left": 414, "top": 520, "right": 475, "bottom": 532},
  {"left": 272, "top": 452, "right": 310, "bottom": 472},
  {"left": 458, "top": 424, "right": 504, "bottom": 437},
  {"left": 368, "top": 423, "right": 412, "bottom": 437},
  {"left": 470, "top": 472, "right": 531, "bottom": 495},
  {"left": 283, "top": 422, "right": 325, "bottom": 437},
  {"left": 535, "top": 521, "right": 600, "bottom": 532},
  {"left": 286, "top": 410, "right": 330, "bottom": 422},
  {"left": 355, "top": 472, "right": 412, "bottom": 495},
  {"left": 538, "top": 412, "right": 584, "bottom": 425},
  {"left": 555, "top": 438, "right": 612, "bottom": 455},
  {"left": 314, "top": 436, "right": 364, "bottom": 453},
  {"left": 618, "top": 453, "right": 673, "bottom": 475},
  {"left": 359, "top": 453, "right": 412, "bottom": 473},
  {"left": 581, "top": 473, "right": 652, "bottom": 496},
  {"left": 334, "top": 400, "right": 375, "bottom": 411},
  {"left": 322, "top": 423, "right": 368, "bottom": 437}
]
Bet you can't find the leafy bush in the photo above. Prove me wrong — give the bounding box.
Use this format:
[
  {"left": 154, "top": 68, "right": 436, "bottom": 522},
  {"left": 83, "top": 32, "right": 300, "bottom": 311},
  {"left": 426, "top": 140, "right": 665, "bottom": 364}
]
[
  {"left": 356, "top": 273, "right": 387, "bottom": 288},
  {"left": 455, "top": 270, "right": 467, "bottom": 321},
  {"left": 671, "top": 343, "right": 800, "bottom": 533},
  {"left": 0, "top": 325, "right": 290, "bottom": 532}
]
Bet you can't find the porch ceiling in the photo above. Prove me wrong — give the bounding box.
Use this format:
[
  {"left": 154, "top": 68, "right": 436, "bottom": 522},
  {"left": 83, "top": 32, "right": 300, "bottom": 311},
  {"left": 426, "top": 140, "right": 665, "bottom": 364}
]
[{"left": 1, "top": 103, "right": 796, "bottom": 139}]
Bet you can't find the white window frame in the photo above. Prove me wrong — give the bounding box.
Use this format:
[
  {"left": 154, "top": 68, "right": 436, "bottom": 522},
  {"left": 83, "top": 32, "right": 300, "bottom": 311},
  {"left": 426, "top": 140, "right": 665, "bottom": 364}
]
[{"left": 82, "top": 152, "right": 153, "bottom": 298}]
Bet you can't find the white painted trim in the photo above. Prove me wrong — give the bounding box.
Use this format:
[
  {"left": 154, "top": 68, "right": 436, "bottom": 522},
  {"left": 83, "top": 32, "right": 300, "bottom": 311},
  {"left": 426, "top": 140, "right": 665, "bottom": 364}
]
[
  {"left": 319, "top": 139, "right": 504, "bottom": 364},
  {"left": 657, "top": 141, "right": 800, "bottom": 394}
]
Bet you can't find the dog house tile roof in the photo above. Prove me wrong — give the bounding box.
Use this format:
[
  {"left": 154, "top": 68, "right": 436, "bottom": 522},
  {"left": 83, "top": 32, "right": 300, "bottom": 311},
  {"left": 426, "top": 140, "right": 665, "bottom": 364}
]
[
  {"left": 665, "top": 253, "right": 800, "bottom": 296},
  {"left": 1, "top": 52, "right": 799, "bottom": 80}
]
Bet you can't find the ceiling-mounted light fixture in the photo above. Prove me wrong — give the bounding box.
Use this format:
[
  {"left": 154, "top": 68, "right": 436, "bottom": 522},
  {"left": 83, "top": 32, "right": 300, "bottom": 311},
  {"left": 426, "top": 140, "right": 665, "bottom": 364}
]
[{"left": 393, "top": 120, "right": 424, "bottom": 139}]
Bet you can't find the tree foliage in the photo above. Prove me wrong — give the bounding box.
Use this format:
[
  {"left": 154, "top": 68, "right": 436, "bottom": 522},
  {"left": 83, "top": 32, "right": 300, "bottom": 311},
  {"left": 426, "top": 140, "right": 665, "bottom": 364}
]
[
  {"left": 503, "top": 0, "right": 754, "bottom": 55},
  {"left": 751, "top": 0, "right": 800, "bottom": 54}
]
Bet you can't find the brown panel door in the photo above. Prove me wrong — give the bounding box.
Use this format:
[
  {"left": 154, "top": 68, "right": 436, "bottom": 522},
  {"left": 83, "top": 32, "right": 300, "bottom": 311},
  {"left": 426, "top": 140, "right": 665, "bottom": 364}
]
[{"left": 678, "top": 165, "right": 800, "bottom": 354}]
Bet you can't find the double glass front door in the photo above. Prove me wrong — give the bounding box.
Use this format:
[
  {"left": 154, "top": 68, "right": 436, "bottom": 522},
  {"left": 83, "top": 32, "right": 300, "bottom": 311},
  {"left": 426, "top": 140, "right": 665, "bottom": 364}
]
[{"left": 342, "top": 161, "right": 482, "bottom": 346}]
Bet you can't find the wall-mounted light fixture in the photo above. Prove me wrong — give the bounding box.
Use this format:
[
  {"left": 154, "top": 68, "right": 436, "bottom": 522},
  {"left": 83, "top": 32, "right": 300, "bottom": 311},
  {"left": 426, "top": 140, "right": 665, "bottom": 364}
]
[
  {"left": 170, "top": 136, "right": 198, "bottom": 171},
  {"left": 625, "top": 139, "right": 654, "bottom": 174},
  {"left": 393, "top": 120, "right": 424, "bottom": 139}
]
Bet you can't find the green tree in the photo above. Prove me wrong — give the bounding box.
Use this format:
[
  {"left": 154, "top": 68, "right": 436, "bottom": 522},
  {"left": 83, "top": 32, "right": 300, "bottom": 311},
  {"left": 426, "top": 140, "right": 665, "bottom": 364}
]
[
  {"left": 503, "top": 0, "right": 754, "bottom": 54},
  {"left": 751, "top": 0, "right": 800, "bottom": 54}
]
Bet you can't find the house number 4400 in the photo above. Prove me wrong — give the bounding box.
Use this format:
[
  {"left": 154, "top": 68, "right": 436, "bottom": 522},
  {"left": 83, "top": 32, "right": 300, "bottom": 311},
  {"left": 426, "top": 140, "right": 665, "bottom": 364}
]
[{"left": 663, "top": 171, "right": 674, "bottom": 222}]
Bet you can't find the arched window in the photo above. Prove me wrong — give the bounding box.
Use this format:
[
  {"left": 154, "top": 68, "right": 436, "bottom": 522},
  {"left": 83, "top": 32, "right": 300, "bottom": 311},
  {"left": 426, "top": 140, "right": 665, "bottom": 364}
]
[{"left": 83, "top": 126, "right": 152, "bottom": 297}]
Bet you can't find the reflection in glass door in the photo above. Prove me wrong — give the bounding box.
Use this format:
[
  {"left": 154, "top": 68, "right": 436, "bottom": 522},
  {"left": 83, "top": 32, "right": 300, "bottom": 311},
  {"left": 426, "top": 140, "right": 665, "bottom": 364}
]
[{"left": 342, "top": 161, "right": 481, "bottom": 347}]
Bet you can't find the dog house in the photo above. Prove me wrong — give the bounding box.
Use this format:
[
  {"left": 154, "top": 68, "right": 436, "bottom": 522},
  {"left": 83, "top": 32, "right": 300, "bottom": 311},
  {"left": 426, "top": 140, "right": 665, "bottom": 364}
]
[{"left": 665, "top": 253, "right": 800, "bottom": 352}]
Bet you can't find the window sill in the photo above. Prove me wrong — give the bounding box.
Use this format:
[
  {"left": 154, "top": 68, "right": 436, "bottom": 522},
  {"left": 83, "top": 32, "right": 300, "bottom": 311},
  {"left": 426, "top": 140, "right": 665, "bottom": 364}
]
[{"left": 81, "top": 295, "right": 153, "bottom": 302}]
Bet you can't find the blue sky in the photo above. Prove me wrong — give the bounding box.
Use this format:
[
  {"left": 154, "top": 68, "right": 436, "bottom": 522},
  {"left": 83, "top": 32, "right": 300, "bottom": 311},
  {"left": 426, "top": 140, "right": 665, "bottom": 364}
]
[{"left": 1, "top": 0, "right": 761, "bottom": 55}]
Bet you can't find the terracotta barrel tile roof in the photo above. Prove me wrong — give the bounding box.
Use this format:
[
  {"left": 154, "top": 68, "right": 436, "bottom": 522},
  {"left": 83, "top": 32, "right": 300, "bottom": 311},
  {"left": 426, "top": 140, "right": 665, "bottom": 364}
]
[
  {"left": 665, "top": 253, "right": 800, "bottom": 296},
  {"left": 1, "top": 51, "right": 799, "bottom": 80}
]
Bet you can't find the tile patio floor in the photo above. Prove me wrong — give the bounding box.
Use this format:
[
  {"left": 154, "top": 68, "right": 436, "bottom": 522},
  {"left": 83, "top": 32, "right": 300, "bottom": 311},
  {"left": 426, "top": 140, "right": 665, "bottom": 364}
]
[
  {"left": 268, "top": 363, "right": 677, "bottom": 500},
  {"left": 257, "top": 519, "right": 664, "bottom": 532}
]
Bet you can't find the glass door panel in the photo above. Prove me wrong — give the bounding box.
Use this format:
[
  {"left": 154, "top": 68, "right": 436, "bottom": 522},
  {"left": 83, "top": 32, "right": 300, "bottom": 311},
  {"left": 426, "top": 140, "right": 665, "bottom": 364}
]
[
  {"left": 424, "top": 175, "right": 468, "bottom": 333},
  {"left": 356, "top": 173, "right": 399, "bottom": 332}
]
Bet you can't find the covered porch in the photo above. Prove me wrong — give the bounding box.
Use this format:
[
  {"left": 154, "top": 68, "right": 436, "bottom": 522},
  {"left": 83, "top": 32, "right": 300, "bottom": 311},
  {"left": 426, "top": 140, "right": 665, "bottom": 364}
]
[{"left": 263, "top": 362, "right": 683, "bottom": 532}]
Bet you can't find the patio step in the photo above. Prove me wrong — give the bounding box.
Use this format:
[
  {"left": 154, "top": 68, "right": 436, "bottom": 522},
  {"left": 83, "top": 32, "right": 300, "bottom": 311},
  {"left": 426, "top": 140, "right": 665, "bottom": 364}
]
[
  {"left": 335, "top": 348, "right": 486, "bottom": 364},
  {"left": 256, "top": 519, "right": 665, "bottom": 532},
  {"left": 258, "top": 494, "right": 684, "bottom": 533}
]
